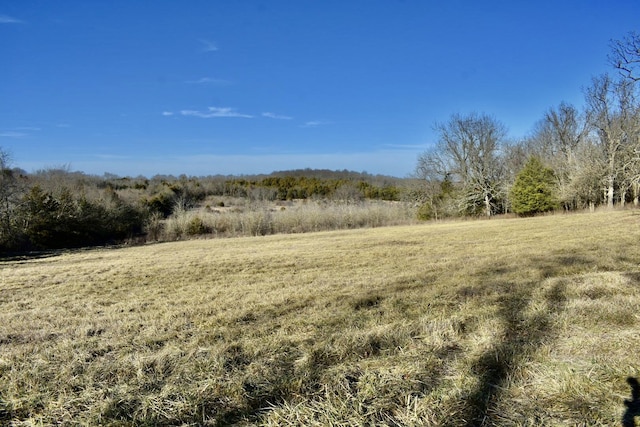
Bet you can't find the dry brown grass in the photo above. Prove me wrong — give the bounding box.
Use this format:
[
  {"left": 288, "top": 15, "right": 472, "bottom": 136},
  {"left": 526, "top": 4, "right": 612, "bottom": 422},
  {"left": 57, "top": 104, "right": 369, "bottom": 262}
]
[
  {"left": 1, "top": 210, "right": 640, "bottom": 425},
  {"left": 160, "top": 199, "right": 416, "bottom": 240}
]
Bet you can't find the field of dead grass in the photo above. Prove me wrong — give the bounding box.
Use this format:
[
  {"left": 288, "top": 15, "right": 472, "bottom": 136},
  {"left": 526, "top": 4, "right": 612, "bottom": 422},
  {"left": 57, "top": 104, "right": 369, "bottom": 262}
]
[{"left": 1, "top": 210, "right": 640, "bottom": 425}]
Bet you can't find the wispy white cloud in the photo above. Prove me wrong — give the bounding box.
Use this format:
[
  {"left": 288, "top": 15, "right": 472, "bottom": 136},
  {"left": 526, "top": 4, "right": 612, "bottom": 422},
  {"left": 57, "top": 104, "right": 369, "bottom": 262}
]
[
  {"left": 186, "top": 77, "right": 230, "bottom": 85},
  {"left": 0, "top": 131, "right": 27, "bottom": 138},
  {"left": 0, "top": 14, "right": 23, "bottom": 24},
  {"left": 0, "top": 126, "right": 45, "bottom": 138},
  {"left": 300, "top": 120, "right": 330, "bottom": 128},
  {"left": 198, "top": 39, "right": 218, "bottom": 52},
  {"left": 95, "top": 154, "right": 133, "bottom": 160},
  {"left": 161, "top": 111, "right": 174, "bottom": 116},
  {"left": 262, "top": 112, "right": 293, "bottom": 120},
  {"left": 383, "top": 143, "right": 429, "bottom": 150},
  {"left": 181, "top": 107, "right": 253, "bottom": 118}
]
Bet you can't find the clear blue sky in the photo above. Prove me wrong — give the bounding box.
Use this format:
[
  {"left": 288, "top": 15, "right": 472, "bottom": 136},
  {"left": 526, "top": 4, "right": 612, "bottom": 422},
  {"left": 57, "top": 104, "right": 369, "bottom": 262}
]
[{"left": 1, "top": 1, "right": 639, "bottom": 177}]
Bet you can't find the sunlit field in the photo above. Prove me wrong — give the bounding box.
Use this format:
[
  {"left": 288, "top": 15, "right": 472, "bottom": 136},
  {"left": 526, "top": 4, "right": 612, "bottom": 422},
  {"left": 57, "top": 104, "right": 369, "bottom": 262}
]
[{"left": 1, "top": 211, "right": 640, "bottom": 425}]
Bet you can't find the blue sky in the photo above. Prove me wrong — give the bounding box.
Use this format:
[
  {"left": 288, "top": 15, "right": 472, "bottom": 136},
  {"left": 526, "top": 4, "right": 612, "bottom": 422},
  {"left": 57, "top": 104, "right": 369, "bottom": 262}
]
[{"left": 1, "top": 1, "right": 639, "bottom": 177}]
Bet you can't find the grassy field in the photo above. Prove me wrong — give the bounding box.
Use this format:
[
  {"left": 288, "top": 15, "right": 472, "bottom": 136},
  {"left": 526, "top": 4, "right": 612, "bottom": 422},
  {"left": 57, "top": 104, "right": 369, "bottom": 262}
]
[{"left": 1, "top": 211, "right": 640, "bottom": 425}]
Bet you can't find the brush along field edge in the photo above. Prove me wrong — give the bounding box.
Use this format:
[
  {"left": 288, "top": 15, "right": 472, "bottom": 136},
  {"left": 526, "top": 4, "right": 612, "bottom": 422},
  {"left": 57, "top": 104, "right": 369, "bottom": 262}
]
[{"left": 1, "top": 211, "right": 639, "bottom": 425}]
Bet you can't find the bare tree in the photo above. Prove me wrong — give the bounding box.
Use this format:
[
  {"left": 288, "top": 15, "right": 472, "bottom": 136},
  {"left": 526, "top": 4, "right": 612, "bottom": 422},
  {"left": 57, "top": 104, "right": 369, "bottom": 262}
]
[
  {"left": 584, "top": 74, "right": 638, "bottom": 208},
  {"left": 0, "top": 149, "right": 12, "bottom": 233},
  {"left": 566, "top": 139, "right": 606, "bottom": 211},
  {"left": 414, "top": 151, "right": 455, "bottom": 219},
  {"left": 543, "top": 102, "right": 588, "bottom": 160},
  {"left": 417, "top": 113, "right": 507, "bottom": 216},
  {"left": 501, "top": 140, "right": 532, "bottom": 211},
  {"left": 618, "top": 92, "right": 640, "bottom": 205},
  {"left": 0, "top": 148, "right": 24, "bottom": 249},
  {"left": 526, "top": 102, "right": 589, "bottom": 209},
  {"left": 609, "top": 31, "right": 640, "bottom": 82},
  {"left": 603, "top": 32, "right": 640, "bottom": 206}
]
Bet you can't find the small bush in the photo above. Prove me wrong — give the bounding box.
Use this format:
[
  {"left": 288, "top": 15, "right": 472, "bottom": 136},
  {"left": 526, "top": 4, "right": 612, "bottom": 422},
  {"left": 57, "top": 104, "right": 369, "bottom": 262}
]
[
  {"left": 186, "top": 216, "right": 211, "bottom": 236},
  {"left": 417, "top": 202, "right": 434, "bottom": 221},
  {"left": 145, "top": 190, "right": 175, "bottom": 217},
  {"left": 241, "top": 210, "right": 273, "bottom": 236},
  {"left": 144, "top": 212, "right": 164, "bottom": 241}
]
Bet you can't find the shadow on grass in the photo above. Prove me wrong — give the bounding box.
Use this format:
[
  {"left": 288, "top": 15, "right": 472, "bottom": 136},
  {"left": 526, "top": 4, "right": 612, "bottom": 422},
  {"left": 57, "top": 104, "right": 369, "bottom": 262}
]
[
  {"left": 535, "top": 253, "right": 594, "bottom": 278},
  {"left": 459, "top": 281, "right": 566, "bottom": 426},
  {"left": 0, "top": 250, "right": 63, "bottom": 263},
  {"left": 0, "top": 242, "right": 136, "bottom": 263},
  {"left": 623, "top": 377, "right": 640, "bottom": 427},
  {"left": 624, "top": 272, "right": 640, "bottom": 287},
  {"left": 443, "top": 256, "right": 573, "bottom": 426}
]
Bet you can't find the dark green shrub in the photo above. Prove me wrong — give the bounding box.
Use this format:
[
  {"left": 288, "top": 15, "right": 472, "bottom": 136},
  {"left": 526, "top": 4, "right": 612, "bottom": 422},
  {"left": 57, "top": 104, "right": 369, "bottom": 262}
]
[
  {"left": 186, "top": 217, "right": 211, "bottom": 236},
  {"left": 18, "top": 185, "right": 145, "bottom": 249},
  {"left": 146, "top": 190, "right": 175, "bottom": 217},
  {"left": 510, "top": 157, "right": 559, "bottom": 216},
  {"left": 417, "top": 202, "right": 435, "bottom": 220}
]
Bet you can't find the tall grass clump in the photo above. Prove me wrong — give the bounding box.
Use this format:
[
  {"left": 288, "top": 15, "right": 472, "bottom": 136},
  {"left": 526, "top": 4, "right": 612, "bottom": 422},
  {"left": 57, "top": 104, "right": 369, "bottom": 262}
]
[{"left": 158, "top": 200, "right": 416, "bottom": 240}]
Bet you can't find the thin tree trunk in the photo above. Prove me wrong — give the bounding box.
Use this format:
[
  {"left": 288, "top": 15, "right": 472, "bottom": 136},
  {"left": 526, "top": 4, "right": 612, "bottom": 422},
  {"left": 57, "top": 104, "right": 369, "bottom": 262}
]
[
  {"left": 607, "top": 176, "right": 615, "bottom": 208},
  {"left": 484, "top": 194, "right": 491, "bottom": 217}
]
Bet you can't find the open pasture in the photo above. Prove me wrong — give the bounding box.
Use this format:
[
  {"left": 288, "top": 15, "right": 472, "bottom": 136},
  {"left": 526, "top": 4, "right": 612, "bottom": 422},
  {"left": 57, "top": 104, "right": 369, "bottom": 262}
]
[{"left": 1, "top": 211, "right": 640, "bottom": 425}]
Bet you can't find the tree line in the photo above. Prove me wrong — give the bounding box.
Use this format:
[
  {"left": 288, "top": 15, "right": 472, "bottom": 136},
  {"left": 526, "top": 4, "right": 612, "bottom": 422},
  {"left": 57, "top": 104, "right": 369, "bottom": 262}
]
[
  {"left": 414, "top": 31, "right": 640, "bottom": 218},
  {"left": 0, "top": 163, "right": 403, "bottom": 253}
]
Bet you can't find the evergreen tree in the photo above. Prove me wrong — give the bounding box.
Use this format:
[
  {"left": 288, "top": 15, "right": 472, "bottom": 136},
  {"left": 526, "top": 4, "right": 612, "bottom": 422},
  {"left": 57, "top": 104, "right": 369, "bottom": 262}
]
[{"left": 510, "top": 157, "right": 559, "bottom": 216}]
